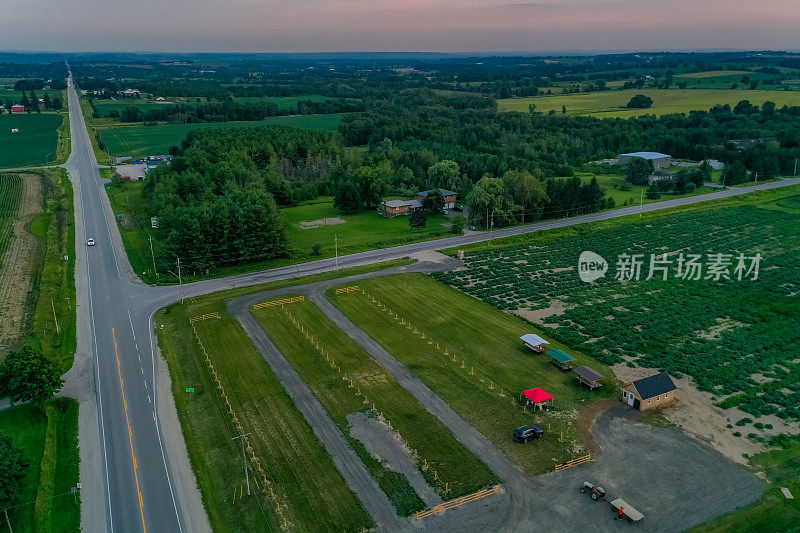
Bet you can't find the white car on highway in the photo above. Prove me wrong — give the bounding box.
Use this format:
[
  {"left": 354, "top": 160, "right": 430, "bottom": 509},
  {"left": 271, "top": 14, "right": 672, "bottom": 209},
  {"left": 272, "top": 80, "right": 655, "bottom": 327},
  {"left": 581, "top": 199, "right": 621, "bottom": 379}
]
[{"left": 87, "top": 238, "right": 95, "bottom": 246}]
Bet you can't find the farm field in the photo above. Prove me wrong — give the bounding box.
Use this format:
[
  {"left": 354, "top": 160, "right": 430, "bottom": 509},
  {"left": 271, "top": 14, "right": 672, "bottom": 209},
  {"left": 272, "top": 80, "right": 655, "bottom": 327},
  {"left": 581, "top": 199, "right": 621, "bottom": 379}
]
[
  {"left": 92, "top": 98, "right": 175, "bottom": 116},
  {"left": 253, "top": 297, "right": 497, "bottom": 514},
  {"left": 434, "top": 188, "right": 800, "bottom": 437},
  {"left": 498, "top": 89, "right": 800, "bottom": 118},
  {"left": 329, "top": 274, "right": 616, "bottom": 475},
  {"left": 0, "top": 398, "right": 80, "bottom": 532},
  {"left": 153, "top": 261, "right": 421, "bottom": 531},
  {"left": 0, "top": 113, "right": 63, "bottom": 167},
  {"left": 157, "top": 300, "right": 373, "bottom": 532},
  {"left": 233, "top": 94, "right": 336, "bottom": 108},
  {"left": 97, "top": 113, "right": 343, "bottom": 157}
]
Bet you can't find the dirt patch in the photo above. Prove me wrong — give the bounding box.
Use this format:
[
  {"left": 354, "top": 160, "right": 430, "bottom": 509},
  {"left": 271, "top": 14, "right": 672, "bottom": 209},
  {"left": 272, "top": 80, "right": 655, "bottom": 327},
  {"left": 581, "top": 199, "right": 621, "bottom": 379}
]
[
  {"left": 610, "top": 363, "right": 800, "bottom": 464},
  {"left": 695, "top": 317, "right": 747, "bottom": 340},
  {"left": 514, "top": 299, "right": 569, "bottom": 324},
  {"left": 298, "top": 217, "right": 346, "bottom": 229},
  {"left": 347, "top": 411, "right": 440, "bottom": 507},
  {"left": 574, "top": 397, "right": 618, "bottom": 453},
  {"left": 0, "top": 174, "right": 43, "bottom": 355}
]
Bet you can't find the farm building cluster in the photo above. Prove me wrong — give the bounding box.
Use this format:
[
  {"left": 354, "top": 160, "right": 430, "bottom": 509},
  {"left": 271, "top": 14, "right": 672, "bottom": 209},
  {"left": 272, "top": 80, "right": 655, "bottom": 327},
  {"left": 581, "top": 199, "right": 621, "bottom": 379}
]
[
  {"left": 113, "top": 154, "right": 173, "bottom": 182},
  {"left": 381, "top": 188, "right": 457, "bottom": 217},
  {"left": 519, "top": 333, "right": 676, "bottom": 411}
]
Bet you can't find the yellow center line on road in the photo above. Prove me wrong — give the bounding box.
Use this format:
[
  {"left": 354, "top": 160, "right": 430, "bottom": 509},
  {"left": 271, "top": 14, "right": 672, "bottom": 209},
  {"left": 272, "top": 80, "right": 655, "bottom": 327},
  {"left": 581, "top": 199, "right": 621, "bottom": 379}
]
[{"left": 112, "top": 327, "right": 148, "bottom": 533}]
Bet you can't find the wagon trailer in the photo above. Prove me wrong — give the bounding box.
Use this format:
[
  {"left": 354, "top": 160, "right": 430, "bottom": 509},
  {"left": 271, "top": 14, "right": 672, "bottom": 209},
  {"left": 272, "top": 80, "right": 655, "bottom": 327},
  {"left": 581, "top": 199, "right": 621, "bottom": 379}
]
[{"left": 579, "top": 482, "right": 644, "bottom": 524}]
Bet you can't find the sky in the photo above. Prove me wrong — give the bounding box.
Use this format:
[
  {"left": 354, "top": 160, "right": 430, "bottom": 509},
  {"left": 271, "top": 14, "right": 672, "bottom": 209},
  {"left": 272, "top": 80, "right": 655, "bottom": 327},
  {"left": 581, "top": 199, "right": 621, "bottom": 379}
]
[{"left": 1, "top": 0, "right": 799, "bottom": 53}]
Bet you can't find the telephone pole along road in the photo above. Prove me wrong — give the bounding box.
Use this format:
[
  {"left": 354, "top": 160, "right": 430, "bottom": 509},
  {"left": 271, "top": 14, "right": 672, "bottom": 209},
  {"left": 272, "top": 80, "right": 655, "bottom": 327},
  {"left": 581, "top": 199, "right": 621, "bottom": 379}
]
[{"left": 59, "top": 65, "right": 800, "bottom": 532}]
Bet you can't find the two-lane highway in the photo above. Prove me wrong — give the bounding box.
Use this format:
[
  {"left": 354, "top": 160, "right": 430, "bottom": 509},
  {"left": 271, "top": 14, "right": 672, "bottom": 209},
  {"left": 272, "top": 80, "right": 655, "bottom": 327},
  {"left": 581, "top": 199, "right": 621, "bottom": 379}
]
[
  {"left": 64, "top": 73, "right": 184, "bottom": 532},
  {"left": 62, "top": 65, "right": 800, "bottom": 533}
]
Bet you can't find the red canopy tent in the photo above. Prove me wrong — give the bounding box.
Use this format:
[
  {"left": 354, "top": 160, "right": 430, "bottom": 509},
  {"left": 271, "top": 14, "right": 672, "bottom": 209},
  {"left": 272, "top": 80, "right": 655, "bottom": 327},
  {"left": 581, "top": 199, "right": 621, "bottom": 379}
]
[{"left": 521, "top": 387, "right": 553, "bottom": 409}]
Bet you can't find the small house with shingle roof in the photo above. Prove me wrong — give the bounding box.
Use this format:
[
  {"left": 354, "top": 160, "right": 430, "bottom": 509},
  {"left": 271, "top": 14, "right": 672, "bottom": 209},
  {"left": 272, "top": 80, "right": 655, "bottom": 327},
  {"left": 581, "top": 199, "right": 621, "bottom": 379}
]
[{"left": 621, "top": 372, "right": 677, "bottom": 411}]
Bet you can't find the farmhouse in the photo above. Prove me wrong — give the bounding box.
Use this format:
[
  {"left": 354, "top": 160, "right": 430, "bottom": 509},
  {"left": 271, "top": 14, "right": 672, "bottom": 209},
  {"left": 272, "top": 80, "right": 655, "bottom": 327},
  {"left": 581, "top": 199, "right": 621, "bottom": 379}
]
[
  {"left": 621, "top": 372, "right": 677, "bottom": 411},
  {"left": 122, "top": 89, "right": 141, "bottom": 97},
  {"left": 520, "top": 333, "right": 549, "bottom": 353},
  {"left": 520, "top": 387, "right": 553, "bottom": 410},
  {"left": 618, "top": 151, "right": 672, "bottom": 170},
  {"left": 416, "top": 188, "right": 457, "bottom": 209},
  {"left": 381, "top": 199, "right": 422, "bottom": 217},
  {"left": 11, "top": 104, "right": 25, "bottom": 113}
]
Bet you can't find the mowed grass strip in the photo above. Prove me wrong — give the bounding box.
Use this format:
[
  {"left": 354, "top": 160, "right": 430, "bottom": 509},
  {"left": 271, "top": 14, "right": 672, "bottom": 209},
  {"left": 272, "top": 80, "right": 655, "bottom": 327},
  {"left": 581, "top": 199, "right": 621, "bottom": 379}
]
[
  {"left": 0, "top": 113, "right": 62, "bottom": 167},
  {"left": 498, "top": 89, "right": 800, "bottom": 118},
  {"left": 329, "top": 273, "right": 616, "bottom": 475},
  {"left": 157, "top": 303, "right": 372, "bottom": 532},
  {"left": 253, "top": 298, "right": 497, "bottom": 510}
]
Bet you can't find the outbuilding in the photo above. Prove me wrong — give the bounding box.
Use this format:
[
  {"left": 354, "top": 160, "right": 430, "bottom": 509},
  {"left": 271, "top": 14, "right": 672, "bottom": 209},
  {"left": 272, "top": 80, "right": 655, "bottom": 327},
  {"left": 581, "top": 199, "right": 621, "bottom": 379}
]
[
  {"left": 574, "top": 366, "right": 604, "bottom": 390},
  {"left": 520, "top": 387, "right": 553, "bottom": 410},
  {"left": 618, "top": 151, "right": 672, "bottom": 170},
  {"left": 520, "top": 333, "right": 549, "bottom": 354},
  {"left": 11, "top": 104, "right": 25, "bottom": 113},
  {"left": 416, "top": 188, "right": 457, "bottom": 209},
  {"left": 621, "top": 372, "right": 677, "bottom": 411},
  {"left": 548, "top": 349, "right": 576, "bottom": 371}
]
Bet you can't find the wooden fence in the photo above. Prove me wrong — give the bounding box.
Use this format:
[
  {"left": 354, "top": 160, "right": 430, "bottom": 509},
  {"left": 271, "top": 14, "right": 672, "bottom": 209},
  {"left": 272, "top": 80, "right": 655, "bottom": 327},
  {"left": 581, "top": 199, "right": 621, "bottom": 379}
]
[
  {"left": 189, "top": 312, "right": 220, "bottom": 323},
  {"left": 335, "top": 286, "right": 359, "bottom": 294},
  {"left": 554, "top": 453, "right": 593, "bottom": 472},
  {"left": 252, "top": 296, "right": 305, "bottom": 310},
  {"left": 416, "top": 484, "right": 502, "bottom": 520}
]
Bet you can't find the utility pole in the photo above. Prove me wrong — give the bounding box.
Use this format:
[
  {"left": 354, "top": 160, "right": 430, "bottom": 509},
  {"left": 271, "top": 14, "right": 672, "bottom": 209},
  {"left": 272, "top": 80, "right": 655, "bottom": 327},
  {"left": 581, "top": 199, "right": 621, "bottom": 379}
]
[
  {"left": 639, "top": 189, "right": 644, "bottom": 216},
  {"left": 51, "top": 298, "right": 60, "bottom": 334},
  {"left": 4, "top": 508, "right": 12, "bottom": 533},
  {"left": 177, "top": 258, "right": 184, "bottom": 304},
  {"left": 754, "top": 171, "right": 758, "bottom": 183},
  {"left": 490, "top": 210, "right": 494, "bottom": 233},
  {"left": 334, "top": 234, "right": 339, "bottom": 271},
  {"left": 149, "top": 235, "right": 158, "bottom": 279},
  {"left": 232, "top": 433, "right": 252, "bottom": 496},
  {"left": 794, "top": 158, "right": 797, "bottom": 177}
]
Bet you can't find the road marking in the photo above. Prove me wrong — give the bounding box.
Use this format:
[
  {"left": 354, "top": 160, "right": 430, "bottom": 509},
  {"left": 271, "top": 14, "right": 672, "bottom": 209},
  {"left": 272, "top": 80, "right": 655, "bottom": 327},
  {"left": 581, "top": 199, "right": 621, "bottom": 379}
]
[
  {"left": 78, "top": 145, "right": 115, "bottom": 533},
  {"left": 128, "top": 309, "right": 137, "bottom": 342},
  {"left": 147, "top": 311, "right": 184, "bottom": 532},
  {"left": 112, "top": 328, "right": 147, "bottom": 533}
]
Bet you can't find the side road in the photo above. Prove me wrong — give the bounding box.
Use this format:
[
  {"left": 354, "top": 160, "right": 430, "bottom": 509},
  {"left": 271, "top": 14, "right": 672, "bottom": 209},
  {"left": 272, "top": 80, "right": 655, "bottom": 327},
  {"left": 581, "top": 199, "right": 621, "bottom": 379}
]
[{"left": 227, "top": 261, "right": 765, "bottom": 532}]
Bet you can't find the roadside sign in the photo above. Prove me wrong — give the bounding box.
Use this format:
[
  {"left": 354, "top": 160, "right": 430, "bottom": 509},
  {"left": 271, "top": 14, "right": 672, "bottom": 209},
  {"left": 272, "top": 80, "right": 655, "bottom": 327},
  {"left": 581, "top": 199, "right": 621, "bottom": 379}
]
[{"left": 185, "top": 388, "right": 195, "bottom": 393}]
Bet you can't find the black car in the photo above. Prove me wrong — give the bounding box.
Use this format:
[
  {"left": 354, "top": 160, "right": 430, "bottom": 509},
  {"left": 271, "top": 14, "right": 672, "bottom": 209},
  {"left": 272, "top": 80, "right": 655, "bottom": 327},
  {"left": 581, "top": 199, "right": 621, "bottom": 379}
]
[{"left": 513, "top": 425, "right": 544, "bottom": 443}]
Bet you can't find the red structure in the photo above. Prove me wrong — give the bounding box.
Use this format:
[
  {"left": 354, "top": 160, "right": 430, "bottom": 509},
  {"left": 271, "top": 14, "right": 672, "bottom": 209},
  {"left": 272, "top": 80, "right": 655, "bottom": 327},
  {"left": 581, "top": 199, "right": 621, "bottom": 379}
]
[
  {"left": 11, "top": 105, "right": 24, "bottom": 113},
  {"left": 521, "top": 387, "right": 553, "bottom": 409}
]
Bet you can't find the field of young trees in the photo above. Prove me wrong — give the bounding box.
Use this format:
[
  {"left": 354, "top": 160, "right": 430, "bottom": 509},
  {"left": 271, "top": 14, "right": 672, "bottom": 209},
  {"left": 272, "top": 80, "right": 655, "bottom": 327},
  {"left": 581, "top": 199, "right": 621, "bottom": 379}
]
[{"left": 435, "top": 189, "right": 800, "bottom": 428}]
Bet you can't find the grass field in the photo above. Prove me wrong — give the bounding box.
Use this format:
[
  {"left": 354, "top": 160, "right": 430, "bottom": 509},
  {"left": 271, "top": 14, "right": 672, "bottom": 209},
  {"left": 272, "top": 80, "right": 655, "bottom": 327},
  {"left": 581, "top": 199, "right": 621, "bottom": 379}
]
[
  {"left": 573, "top": 172, "right": 715, "bottom": 207},
  {"left": 254, "top": 298, "right": 497, "bottom": 513},
  {"left": 676, "top": 70, "right": 750, "bottom": 79},
  {"left": 233, "top": 95, "right": 334, "bottom": 109},
  {"left": 434, "top": 187, "right": 800, "bottom": 428},
  {"left": 154, "top": 261, "right": 420, "bottom": 532},
  {"left": 498, "top": 89, "right": 800, "bottom": 118},
  {"left": 105, "top": 184, "right": 449, "bottom": 284},
  {"left": 0, "top": 398, "right": 80, "bottom": 532},
  {"left": 329, "top": 274, "right": 616, "bottom": 475},
  {"left": 97, "top": 114, "right": 343, "bottom": 157},
  {"left": 283, "top": 198, "right": 450, "bottom": 259},
  {"left": 93, "top": 98, "right": 175, "bottom": 116},
  {"left": 0, "top": 113, "right": 63, "bottom": 167}
]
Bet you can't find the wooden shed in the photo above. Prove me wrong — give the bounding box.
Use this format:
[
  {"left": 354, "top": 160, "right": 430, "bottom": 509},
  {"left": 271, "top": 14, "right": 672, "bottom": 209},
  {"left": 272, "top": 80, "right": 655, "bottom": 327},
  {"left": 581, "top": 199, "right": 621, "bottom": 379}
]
[
  {"left": 520, "top": 333, "right": 549, "bottom": 354},
  {"left": 574, "top": 366, "right": 604, "bottom": 390},
  {"left": 548, "top": 349, "right": 576, "bottom": 371}
]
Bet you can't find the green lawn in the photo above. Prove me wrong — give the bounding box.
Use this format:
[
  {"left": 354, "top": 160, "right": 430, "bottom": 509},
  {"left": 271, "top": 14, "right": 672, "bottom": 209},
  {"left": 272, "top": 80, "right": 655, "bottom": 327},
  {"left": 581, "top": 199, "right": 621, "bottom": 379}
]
[
  {"left": 0, "top": 398, "right": 80, "bottom": 533},
  {"left": 0, "top": 113, "right": 63, "bottom": 167},
  {"left": 154, "top": 262, "right": 425, "bottom": 532},
  {"left": 329, "top": 273, "right": 616, "bottom": 475},
  {"left": 283, "top": 198, "right": 451, "bottom": 259},
  {"left": 105, "top": 184, "right": 449, "bottom": 284},
  {"left": 97, "top": 114, "right": 343, "bottom": 157},
  {"left": 254, "top": 298, "right": 497, "bottom": 513},
  {"left": 574, "top": 172, "right": 716, "bottom": 206},
  {"left": 499, "top": 89, "right": 800, "bottom": 118}
]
